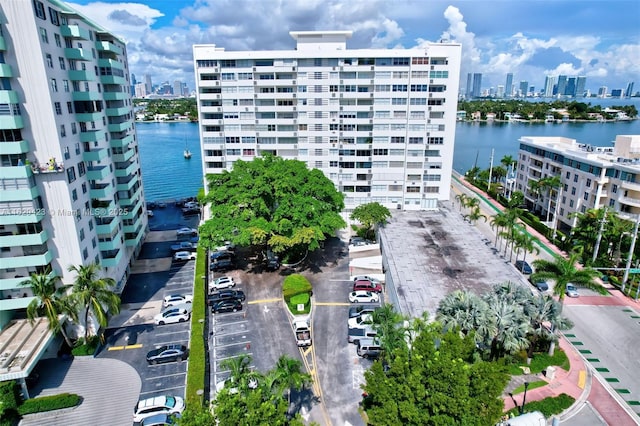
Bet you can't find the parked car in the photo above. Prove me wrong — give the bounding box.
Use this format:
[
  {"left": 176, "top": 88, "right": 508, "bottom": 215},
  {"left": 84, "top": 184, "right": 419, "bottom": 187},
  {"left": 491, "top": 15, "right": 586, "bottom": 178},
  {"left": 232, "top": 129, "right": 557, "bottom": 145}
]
[
  {"left": 141, "top": 413, "right": 179, "bottom": 426},
  {"left": 348, "top": 325, "right": 378, "bottom": 344},
  {"left": 353, "top": 279, "right": 383, "bottom": 293},
  {"left": 173, "top": 251, "right": 196, "bottom": 262},
  {"left": 357, "top": 338, "right": 383, "bottom": 359},
  {"left": 532, "top": 280, "right": 549, "bottom": 292},
  {"left": 154, "top": 308, "right": 190, "bottom": 325},
  {"left": 352, "top": 275, "right": 382, "bottom": 284},
  {"left": 210, "top": 250, "right": 234, "bottom": 261},
  {"left": 146, "top": 345, "right": 189, "bottom": 365},
  {"left": 147, "top": 210, "right": 154, "bottom": 217},
  {"left": 515, "top": 260, "right": 533, "bottom": 274},
  {"left": 182, "top": 207, "right": 200, "bottom": 216},
  {"left": 212, "top": 299, "right": 242, "bottom": 314},
  {"left": 566, "top": 283, "right": 579, "bottom": 297},
  {"left": 348, "top": 305, "right": 377, "bottom": 319},
  {"left": 348, "top": 313, "right": 373, "bottom": 329},
  {"left": 176, "top": 227, "right": 198, "bottom": 237},
  {"left": 162, "top": 294, "right": 193, "bottom": 308},
  {"left": 133, "top": 395, "right": 185, "bottom": 423},
  {"left": 210, "top": 276, "right": 235, "bottom": 291},
  {"left": 160, "top": 303, "right": 192, "bottom": 315},
  {"left": 349, "top": 237, "right": 375, "bottom": 247},
  {"left": 348, "top": 291, "right": 379, "bottom": 303},
  {"left": 208, "top": 289, "right": 246, "bottom": 306},
  {"left": 170, "top": 241, "right": 197, "bottom": 252},
  {"left": 210, "top": 258, "right": 235, "bottom": 272}
]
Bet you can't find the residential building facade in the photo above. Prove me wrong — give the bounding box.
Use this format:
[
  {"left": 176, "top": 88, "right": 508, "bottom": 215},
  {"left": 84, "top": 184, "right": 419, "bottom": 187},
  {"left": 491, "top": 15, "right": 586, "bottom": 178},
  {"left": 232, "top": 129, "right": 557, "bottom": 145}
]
[
  {"left": 516, "top": 135, "right": 640, "bottom": 233},
  {"left": 193, "top": 31, "right": 461, "bottom": 212},
  {"left": 0, "top": 0, "right": 146, "bottom": 328}
]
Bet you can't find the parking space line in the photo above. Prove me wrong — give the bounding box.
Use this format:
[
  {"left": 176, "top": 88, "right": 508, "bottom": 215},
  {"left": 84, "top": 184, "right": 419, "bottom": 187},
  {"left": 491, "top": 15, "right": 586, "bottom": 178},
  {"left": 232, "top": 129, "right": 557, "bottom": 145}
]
[
  {"left": 215, "top": 365, "right": 256, "bottom": 374},
  {"left": 146, "top": 362, "right": 188, "bottom": 368},
  {"left": 155, "top": 330, "right": 191, "bottom": 337},
  {"left": 152, "top": 340, "right": 189, "bottom": 347},
  {"left": 213, "top": 330, "right": 249, "bottom": 338},
  {"left": 139, "top": 385, "right": 185, "bottom": 395},
  {"left": 107, "top": 343, "right": 143, "bottom": 351},
  {"left": 214, "top": 341, "right": 250, "bottom": 349},
  {"left": 145, "top": 372, "right": 187, "bottom": 381},
  {"left": 215, "top": 352, "right": 253, "bottom": 362},
  {"left": 315, "top": 302, "right": 351, "bottom": 306},
  {"left": 248, "top": 298, "right": 280, "bottom": 304},
  {"left": 213, "top": 319, "right": 249, "bottom": 328}
]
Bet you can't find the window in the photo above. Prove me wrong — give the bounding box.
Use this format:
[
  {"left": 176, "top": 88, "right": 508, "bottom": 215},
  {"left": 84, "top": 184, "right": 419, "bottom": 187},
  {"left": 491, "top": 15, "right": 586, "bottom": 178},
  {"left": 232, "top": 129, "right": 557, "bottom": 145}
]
[
  {"left": 48, "top": 7, "right": 60, "bottom": 25},
  {"left": 67, "top": 102, "right": 73, "bottom": 113},
  {"left": 573, "top": 174, "right": 579, "bottom": 183},
  {"left": 82, "top": 248, "right": 88, "bottom": 260},
  {"left": 39, "top": 27, "right": 48, "bottom": 43},
  {"left": 392, "top": 85, "right": 407, "bottom": 92},
  {"left": 60, "top": 124, "right": 66, "bottom": 137},
  {"left": 412, "top": 57, "right": 429, "bottom": 65},
  {"left": 79, "top": 228, "right": 85, "bottom": 241},
  {"left": 72, "top": 189, "right": 78, "bottom": 201},
  {"left": 59, "top": 57, "right": 66, "bottom": 70},
  {"left": 63, "top": 80, "right": 69, "bottom": 92},
  {"left": 50, "top": 78, "right": 58, "bottom": 92},
  {"left": 82, "top": 182, "right": 87, "bottom": 193},
  {"left": 54, "top": 102, "right": 62, "bottom": 115},
  {"left": 586, "top": 178, "right": 592, "bottom": 188},
  {"left": 78, "top": 162, "right": 86, "bottom": 176},
  {"left": 71, "top": 123, "right": 77, "bottom": 134},
  {"left": 66, "top": 167, "right": 76, "bottom": 183},
  {"left": 583, "top": 192, "right": 589, "bottom": 201},
  {"left": 33, "top": 0, "right": 46, "bottom": 19},
  {"left": 45, "top": 54, "right": 53, "bottom": 68},
  {"left": 571, "top": 187, "right": 576, "bottom": 195},
  {"left": 54, "top": 33, "right": 61, "bottom": 47}
]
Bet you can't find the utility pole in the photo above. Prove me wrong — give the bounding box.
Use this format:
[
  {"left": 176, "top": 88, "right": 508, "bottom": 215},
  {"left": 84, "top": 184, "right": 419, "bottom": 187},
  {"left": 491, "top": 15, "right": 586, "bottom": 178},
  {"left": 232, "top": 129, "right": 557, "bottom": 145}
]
[
  {"left": 592, "top": 207, "right": 608, "bottom": 264},
  {"left": 621, "top": 213, "right": 640, "bottom": 292},
  {"left": 487, "top": 149, "right": 494, "bottom": 191}
]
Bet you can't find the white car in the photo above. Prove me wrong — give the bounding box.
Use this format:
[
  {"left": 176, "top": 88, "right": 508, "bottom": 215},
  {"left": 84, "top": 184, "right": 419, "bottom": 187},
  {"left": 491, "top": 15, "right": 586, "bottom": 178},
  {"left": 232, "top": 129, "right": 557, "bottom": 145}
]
[
  {"left": 133, "top": 395, "right": 185, "bottom": 423},
  {"left": 176, "top": 227, "right": 198, "bottom": 237},
  {"left": 210, "top": 276, "right": 235, "bottom": 291},
  {"left": 173, "top": 251, "right": 196, "bottom": 261},
  {"left": 348, "top": 313, "right": 373, "bottom": 329},
  {"left": 348, "top": 290, "right": 379, "bottom": 303},
  {"left": 162, "top": 294, "right": 193, "bottom": 308},
  {"left": 352, "top": 275, "right": 382, "bottom": 284},
  {"left": 154, "top": 308, "right": 190, "bottom": 325},
  {"left": 161, "top": 303, "right": 192, "bottom": 315}
]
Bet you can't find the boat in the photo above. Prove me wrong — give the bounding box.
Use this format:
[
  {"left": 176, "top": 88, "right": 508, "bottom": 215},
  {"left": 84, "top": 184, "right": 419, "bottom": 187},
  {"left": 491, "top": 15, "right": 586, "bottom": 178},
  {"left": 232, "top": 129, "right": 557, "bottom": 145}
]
[{"left": 183, "top": 149, "right": 191, "bottom": 159}]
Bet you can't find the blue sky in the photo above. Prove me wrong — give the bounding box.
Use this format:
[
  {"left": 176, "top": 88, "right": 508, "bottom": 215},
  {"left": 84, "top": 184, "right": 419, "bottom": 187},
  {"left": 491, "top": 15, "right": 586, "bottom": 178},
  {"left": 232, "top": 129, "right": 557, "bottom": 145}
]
[{"left": 68, "top": 0, "right": 640, "bottom": 94}]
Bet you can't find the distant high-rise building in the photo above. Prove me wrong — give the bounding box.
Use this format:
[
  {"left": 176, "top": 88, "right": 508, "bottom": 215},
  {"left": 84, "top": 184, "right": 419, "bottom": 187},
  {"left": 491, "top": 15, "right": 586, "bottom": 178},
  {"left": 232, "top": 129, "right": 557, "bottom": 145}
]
[
  {"left": 496, "top": 85, "right": 505, "bottom": 98},
  {"left": 466, "top": 73, "right": 473, "bottom": 99},
  {"left": 625, "top": 82, "right": 635, "bottom": 98},
  {"left": 505, "top": 73, "right": 513, "bottom": 97},
  {"left": 131, "top": 73, "right": 137, "bottom": 97},
  {"left": 173, "top": 80, "right": 183, "bottom": 97},
  {"left": 134, "top": 83, "right": 147, "bottom": 98},
  {"left": 566, "top": 77, "right": 576, "bottom": 96},
  {"left": 472, "top": 73, "right": 482, "bottom": 98},
  {"left": 598, "top": 86, "right": 608, "bottom": 98},
  {"left": 519, "top": 81, "right": 528, "bottom": 97},
  {"left": 556, "top": 75, "right": 567, "bottom": 96},
  {"left": 611, "top": 89, "right": 623, "bottom": 98},
  {"left": 575, "top": 76, "right": 586, "bottom": 97},
  {"left": 144, "top": 74, "right": 153, "bottom": 95},
  {"left": 544, "top": 76, "right": 556, "bottom": 97}
]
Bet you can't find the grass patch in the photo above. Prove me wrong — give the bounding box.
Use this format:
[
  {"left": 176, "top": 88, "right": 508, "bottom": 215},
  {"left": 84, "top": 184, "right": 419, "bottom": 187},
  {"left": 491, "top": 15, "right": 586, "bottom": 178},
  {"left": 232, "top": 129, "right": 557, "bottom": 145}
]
[
  {"left": 511, "top": 380, "right": 547, "bottom": 395},
  {"left": 506, "top": 393, "right": 575, "bottom": 418},
  {"left": 185, "top": 244, "right": 207, "bottom": 406},
  {"left": 283, "top": 274, "right": 312, "bottom": 315},
  {"left": 506, "top": 349, "right": 570, "bottom": 375},
  {"left": 287, "top": 292, "right": 311, "bottom": 314},
  {"left": 17, "top": 393, "right": 81, "bottom": 415},
  {"left": 71, "top": 336, "right": 99, "bottom": 356}
]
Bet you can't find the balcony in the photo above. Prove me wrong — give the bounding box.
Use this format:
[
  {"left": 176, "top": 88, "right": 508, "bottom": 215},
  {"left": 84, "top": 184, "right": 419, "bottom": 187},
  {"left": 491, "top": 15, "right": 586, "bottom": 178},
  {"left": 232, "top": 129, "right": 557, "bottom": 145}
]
[
  {"left": 621, "top": 180, "right": 640, "bottom": 192},
  {"left": 0, "top": 209, "right": 45, "bottom": 226},
  {"left": 112, "top": 147, "right": 134, "bottom": 163},
  {"left": 118, "top": 186, "right": 142, "bottom": 206},
  {"left": 64, "top": 47, "right": 92, "bottom": 61},
  {"left": 125, "top": 227, "right": 144, "bottom": 247},
  {"left": 79, "top": 130, "right": 102, "bottom": 143},
  {"left": 95, "top": 41, "right": 123, "bottom": 55},
  {"left": 100, "top": 74, "right": 127, "bottom": 86},
  {"left": 116, "top": 173, "right": 138, "bottom": 191},
  {"left": 75, "top": 111, "right": 103, "bottom": 122},
  {"left": 0, "top": 140, "right": 29, "bottom": 155},
  {"left": 0, "top": 89, "right": 19, "bottom": 104},
  {"left": 0, "top": 250, "right": 53, "bottom": 269},
  {"left": 98, "top": 238, "right": 121, "bottom": 251},
  {"left": 110, "top": 134, "right": 133, "bottom": 149},
  {"left": 82, "top": 147, "right": 108, "bottom": 162},
  {"left": 0, "top": 35, "right": 5, "bottom": 51},
  {"left": 123, "top": 214, "right": 143, "bottom": 233},
  {"left": 89, "top": 182, "right": 113, "bottom": 199},
  {"left": 68, "top": 69, "right": 96, "bottom": 81},
  {"left": 0, "top": 63, "right": 13, "bottom": 78},
  {"left": 106, "top": 106, "right": 131, "bottom": 117},
  {"left": 0, "top": 115, "right": 24, "bottom": 129},
  {"left": 0, "top": 230, "right": 48, "bottom": 247},
  {"left": 86, "top": 165, "right": 110, "bottom": 180},
  {"left": 96, "top": 216, "right": 119, "bottom": 235},
  {"left": 103, "top": 91, "right": 129, "bottom": 101},
  {"left": 619, "top": 196, "right": 640, "bottom": 208},
  {"left": 72, "top": 91, "right": 102, "bottom": 102},
  {"left": 101, "top": 248, "right": 123, "bottom": 268},
  {"left": 98, "top": 58, "right": 124, "bottom": 70},
  {"left": 61, "top": 25, "right": 91, "bottom": 40},
  {"left": 114, "top": 161, "right": 137, "bottom": 177},
  {"left": 108, "top": 121, "right": 130, "bottom": 132}
]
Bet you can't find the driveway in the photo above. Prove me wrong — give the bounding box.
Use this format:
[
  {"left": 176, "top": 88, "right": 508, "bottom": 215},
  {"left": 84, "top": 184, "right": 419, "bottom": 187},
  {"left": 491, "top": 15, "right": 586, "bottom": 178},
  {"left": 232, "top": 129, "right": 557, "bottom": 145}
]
[{"left": 20, "top": 357, "right": 140, "bottom": 426}]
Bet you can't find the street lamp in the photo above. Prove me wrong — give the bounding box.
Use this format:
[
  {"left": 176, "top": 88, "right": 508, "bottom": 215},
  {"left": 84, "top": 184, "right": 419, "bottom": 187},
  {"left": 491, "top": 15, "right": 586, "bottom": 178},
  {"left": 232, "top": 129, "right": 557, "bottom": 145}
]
[{"left": 520, "top": 381, "right": 530, "bottom": 415}]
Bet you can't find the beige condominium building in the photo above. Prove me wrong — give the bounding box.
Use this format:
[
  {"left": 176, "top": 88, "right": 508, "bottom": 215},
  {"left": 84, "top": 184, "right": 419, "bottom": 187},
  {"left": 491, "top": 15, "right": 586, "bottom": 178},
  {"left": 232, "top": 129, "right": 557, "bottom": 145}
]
[{"left": 193, "top": 31, "right": 461, "bottom": 212}]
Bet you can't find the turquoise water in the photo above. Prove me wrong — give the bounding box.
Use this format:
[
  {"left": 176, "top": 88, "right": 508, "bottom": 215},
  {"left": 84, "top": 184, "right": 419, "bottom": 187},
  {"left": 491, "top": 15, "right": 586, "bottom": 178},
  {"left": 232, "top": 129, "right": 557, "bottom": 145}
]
[{"left": 136, "top": 108, "right": 640, "bottom": 201}]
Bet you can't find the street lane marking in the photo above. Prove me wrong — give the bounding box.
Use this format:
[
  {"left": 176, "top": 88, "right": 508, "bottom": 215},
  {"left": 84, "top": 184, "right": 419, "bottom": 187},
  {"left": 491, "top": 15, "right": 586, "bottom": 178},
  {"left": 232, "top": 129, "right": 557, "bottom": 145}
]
[
  {"left": 578, "top": 370, "right": 586, "bottom": 388},
  {"left": 213, "top": 341, "right": 250, "bottom": 349},
  {"left": 155, "top": 330, "right": 190, "bottom": 337},
  {"left": 315, "top": 302, "right": 350, "bottom": 306},
  {"left": 145, "top": 372, "right": 187, "bottom": 381},
  {"left": 303, "top": 346, "right": 312, "bottom": 356},
  {"left": 248, "top": 298, "right": 280, "bottom": 304},
  {"left": 214, "top": 353, "right": 254, "bottom": 362},
  {"left": 107, "top": 343, "right": 143, "bottom": 351}
]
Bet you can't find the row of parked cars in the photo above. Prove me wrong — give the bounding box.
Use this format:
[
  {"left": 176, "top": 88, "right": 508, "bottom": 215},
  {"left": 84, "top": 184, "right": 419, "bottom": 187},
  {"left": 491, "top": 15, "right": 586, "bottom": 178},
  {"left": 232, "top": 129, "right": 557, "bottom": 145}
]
[
  {"left": 516, "top": 260, "right": 580, "bottom": 298},
  {"left": 346, "top": 276, "right": 383, "bottom": 359}
]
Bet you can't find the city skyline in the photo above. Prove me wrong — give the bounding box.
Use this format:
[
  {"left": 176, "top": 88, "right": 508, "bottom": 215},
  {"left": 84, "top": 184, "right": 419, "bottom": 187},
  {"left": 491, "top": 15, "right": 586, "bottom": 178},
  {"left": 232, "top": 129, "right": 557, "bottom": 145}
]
[{"left": 69, "top": 0, "right": 639, "bottom": 94}]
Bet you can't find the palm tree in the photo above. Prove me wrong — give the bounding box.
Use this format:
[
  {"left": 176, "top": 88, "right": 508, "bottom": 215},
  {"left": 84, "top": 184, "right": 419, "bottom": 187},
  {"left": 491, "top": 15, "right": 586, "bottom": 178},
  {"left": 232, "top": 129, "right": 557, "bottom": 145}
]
[
  {"left": 464, "top": 206, "right": 487, "bottom": 224},
  {"left": 514, "top": 230, "right": 540, "bottom": 265},
  {"left": 370, "top": 303, "right": 406, "bottom": 359},
  {"left": 455, "top": 193, "right": 468, "bottom": 212},
  {"left": 538, "top": 175, "right": 562, "bottom": 223},
  {"left": 500, "top": 155, "right": 515, "bottom": 169},
  {"left": 20, "top": 268, "right": 77, "bottom": 347},
  {"left": 491, "top": 212, "right": 510, "bottom": 249},
  {"left": 68, "top": 263, "right": 120, "bottom": 341},
  {"left": 523, "top": 294, "right": 573, "bottom": 359},
  {"left": 483, "top": 295, "right": 531, "bottom": 360},
  {"left": 220, "top": 353, "right": 259, "bottom": 393},
  {"left": 274, "top": 355, "right": 312, "bottom": 406},
  {"left": 436, "top": 290, "right": 490, "bottom": 344}
]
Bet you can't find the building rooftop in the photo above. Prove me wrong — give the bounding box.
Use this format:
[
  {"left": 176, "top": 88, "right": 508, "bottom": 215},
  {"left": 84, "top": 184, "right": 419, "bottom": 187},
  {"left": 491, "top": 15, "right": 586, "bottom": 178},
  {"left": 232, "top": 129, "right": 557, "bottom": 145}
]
[{"left": 0, "top": 318, "right": 54, "bottom": 381}]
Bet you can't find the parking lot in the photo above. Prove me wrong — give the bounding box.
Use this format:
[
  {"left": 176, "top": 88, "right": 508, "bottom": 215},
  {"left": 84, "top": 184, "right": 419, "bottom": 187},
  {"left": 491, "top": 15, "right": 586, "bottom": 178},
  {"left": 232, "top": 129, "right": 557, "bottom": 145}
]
[{"left": 97, "top": 202, "right": 199, "bottom": 411}]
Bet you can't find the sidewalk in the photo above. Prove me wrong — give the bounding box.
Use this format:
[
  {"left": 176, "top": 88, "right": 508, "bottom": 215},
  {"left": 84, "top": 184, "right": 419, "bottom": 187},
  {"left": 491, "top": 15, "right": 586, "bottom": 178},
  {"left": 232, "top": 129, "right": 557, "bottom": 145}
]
[{"left": 452, "top": 175, "right": 640, "bottom": 425}]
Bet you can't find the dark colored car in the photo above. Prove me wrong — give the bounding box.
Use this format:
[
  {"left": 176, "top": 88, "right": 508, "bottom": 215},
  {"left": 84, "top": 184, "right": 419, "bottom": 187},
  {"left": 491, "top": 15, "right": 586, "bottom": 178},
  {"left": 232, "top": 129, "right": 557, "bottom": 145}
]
[
  {"left": 170, "top": 241, "right": 197, "bottom": 252},
  {"left": 210, "top": 250, "right": 234, "bottom": 261},
  {"left": 146, "top": 344, "right": 188, "bottom": 365},
  {"left": 208, "top": 289, "right": 246, "bottom": 306},
  {"left": 515, "top": 260, "right": 533, "bottom": 274},
  {"left": 532, "top": 280, "right": 549, "bottom": 292},
  {"left": 353, "top": 279, "right": 383, "bottom": 293},
  {"left": 182, "top": 207, "right": 200, "bottom": 216},
  {"left": 348, "top": 305, "right": 377, "bottom": 319},
  {"left": 210, "top": 258, "right": 235, "bottom": 272},
  {"left": 212, "top": 299, "right": 242, "bottom": 314}
]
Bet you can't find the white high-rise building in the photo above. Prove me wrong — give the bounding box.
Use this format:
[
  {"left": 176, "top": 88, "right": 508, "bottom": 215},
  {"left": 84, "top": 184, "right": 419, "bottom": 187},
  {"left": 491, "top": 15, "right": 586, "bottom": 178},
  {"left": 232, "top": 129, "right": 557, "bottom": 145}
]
[
  {"left": 0, "top": 0, "right": 147, "bottom": 328},
  {"left": 193, "top": 31, "right": 461, "bottom": 211}
]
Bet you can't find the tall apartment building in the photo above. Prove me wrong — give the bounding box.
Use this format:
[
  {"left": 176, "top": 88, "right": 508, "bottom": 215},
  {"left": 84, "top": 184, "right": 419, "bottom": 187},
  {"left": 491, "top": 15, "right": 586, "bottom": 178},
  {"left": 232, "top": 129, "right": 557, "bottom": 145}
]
[
  {"left": 0, "top": 0, "right": 147, "bottom": 328},
  {"left": 625, "top": 82, "right": 635, "bottom": 98},
  {"left": 516, "top": 135, "right": 640, "bottom": 232},
  {"left": 505, "top": 73, "right": 513, "bottom": 98},
  {"left": 471, "top": 73, "right": 482, "bottom": 98},
  {"left": 465, "top": 72, "right": 472, "bottom": 99},
  {"left": 543, "top": 76, "right": 556, "bottom": 98},
  {"left": 575, "top": 76, "right": 586, "bottom": 97},
  {"left": 193, "top": 31, "right": 461, "bottom": 211},
  {"left": 519, "top": 81, "right": 529, "bottom": 97}
]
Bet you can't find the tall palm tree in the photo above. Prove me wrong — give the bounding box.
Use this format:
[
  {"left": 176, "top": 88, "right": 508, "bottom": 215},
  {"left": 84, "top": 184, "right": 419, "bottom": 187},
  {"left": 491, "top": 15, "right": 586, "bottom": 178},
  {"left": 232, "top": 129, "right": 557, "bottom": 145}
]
[
  {"left": 436, "top": 290, "right": 491, "bottom": 344},
  {"left": 454, "top": 193, "right": 468, "bottom": 212},
  {"left": 491, "top": 212, "right": 510, "bottom": 249},
  {"left": 20, "top": 268, "right": 77, "bottom": 347},
  {"left": 219, "top": 353, "right": 260, "bottom": 394},
  {"left": 538, "top": 175, "right": 562, "bottom": 223},
  {"left": 523, "top": 294, "right": 573, "bottom": 359},
  {"left": 514, "top": 230, "right": 540, "bottom": 265},
  {"left": 274, "top": 355, "right": 312, "bottom": 405},
  {"left": 483, "top": 295, "right": 531, "bottom": 360},
  {"left": 500, "top": 155, "right": 515, "bottom": 169},
  {"left": 68, "top": 263, "right": 120, "bottom": 341},
  {"left": 464, "top": 206, "right": 487, "bottom": 224},
  {"left": 370, "top": 303, "right": 406, "bottom": 359}
]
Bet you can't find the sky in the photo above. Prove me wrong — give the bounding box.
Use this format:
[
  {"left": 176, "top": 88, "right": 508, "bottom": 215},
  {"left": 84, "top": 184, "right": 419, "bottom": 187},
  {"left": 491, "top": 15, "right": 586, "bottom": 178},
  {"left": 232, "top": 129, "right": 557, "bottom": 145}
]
[{"left": 68, "top": 0, "right": 640, "bottom": 95}]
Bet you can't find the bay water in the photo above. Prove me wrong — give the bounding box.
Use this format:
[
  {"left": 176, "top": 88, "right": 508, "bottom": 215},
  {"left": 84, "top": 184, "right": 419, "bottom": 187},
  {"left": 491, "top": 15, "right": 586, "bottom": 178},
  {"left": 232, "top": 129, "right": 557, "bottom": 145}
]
[{"left": 136, "top": 100, "right": 640, "bottom": 201}]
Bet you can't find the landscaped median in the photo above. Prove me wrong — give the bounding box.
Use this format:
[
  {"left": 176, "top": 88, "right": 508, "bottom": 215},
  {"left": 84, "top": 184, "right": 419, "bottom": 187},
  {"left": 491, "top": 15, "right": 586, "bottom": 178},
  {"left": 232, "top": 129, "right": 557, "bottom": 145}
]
[{"left": 185, "top": 244, "right": 207, "bottom": 406}]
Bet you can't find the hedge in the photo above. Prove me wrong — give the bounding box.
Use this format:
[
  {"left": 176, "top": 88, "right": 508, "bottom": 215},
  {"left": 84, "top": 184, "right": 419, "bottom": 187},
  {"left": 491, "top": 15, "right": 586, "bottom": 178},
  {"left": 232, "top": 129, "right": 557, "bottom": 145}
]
[
  {"left": 288, "top": 293, "right": 311, "bottom": 314},
  {"left": 282, "top": 274, "right": 312, "bottom": 299},
  {"left": 507, "top": 393, "right": 575, "bottom": 418},
  {"left": 185, "top": 244, "right": 207, "bottom": 406},
  {"left": 0, "top": 381, "right": 20, "bottom": 425},
  {"left": 17, "top": 393, "right": 81, "bottom": 415}
]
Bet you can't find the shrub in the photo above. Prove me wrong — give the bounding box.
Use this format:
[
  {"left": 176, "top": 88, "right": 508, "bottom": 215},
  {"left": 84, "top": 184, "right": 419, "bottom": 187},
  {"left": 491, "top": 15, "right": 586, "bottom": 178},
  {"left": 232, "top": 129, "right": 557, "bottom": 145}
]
[
  {"left": 288, "top": 293, "right": 311, "bottom": 314},
  {"left": 506, "top": 393, "right": 575, "bottom": 418},
  {"left": 511, "top": 380, "right": 547, "bottom": 395},
  {"left": 71, "top": 336, "right": 100, "bottom": 356},
  {"left": 282, "top": 274, "right": 312, "bottom": 299},
  {"left": 186, "top": 244, "right": 207, "bottom": 406},
  {"left": 0, "top": 381, "right": 21, "bottom": 425},
  {"left": 17, "top": 393, "right": 81, "bottom": 415}
]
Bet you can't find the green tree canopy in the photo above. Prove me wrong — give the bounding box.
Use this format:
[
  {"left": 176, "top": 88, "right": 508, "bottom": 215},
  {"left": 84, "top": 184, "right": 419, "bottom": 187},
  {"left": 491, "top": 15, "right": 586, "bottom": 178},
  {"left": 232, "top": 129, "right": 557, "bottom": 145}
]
[
  {"left": 201, "top": 155, "right": 345, "bottom": 254},
  {"left": 350, "top": 202, "right": 391, "bottom": 239}
]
